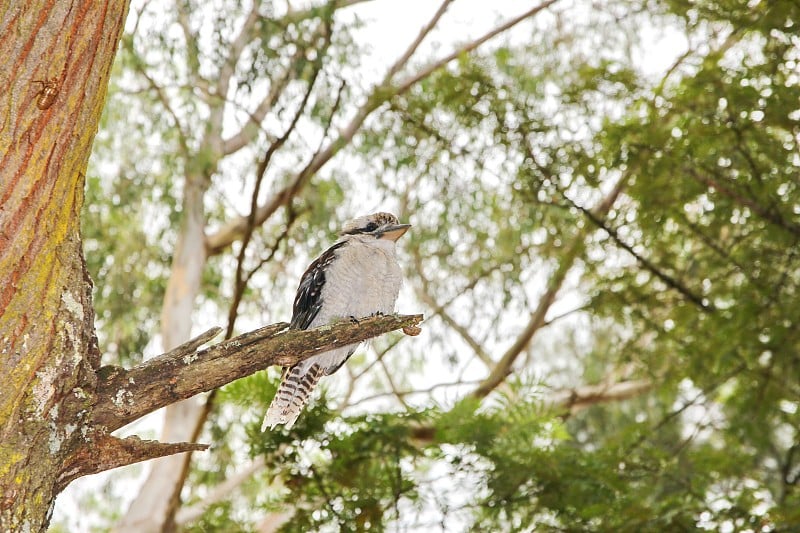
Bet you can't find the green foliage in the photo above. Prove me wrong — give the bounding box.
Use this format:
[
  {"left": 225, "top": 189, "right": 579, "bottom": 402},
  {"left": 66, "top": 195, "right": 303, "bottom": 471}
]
[{"left": 564, "top": 2, "right": 800, "bottom": 528}]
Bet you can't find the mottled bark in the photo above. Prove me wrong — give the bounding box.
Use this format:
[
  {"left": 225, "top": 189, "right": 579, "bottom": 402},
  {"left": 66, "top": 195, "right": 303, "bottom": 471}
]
[{"left": 0, "top": 1, "right": 130, "bottom": 531}]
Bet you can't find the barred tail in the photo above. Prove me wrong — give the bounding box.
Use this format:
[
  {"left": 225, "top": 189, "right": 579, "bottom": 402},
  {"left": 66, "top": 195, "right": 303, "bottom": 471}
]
[{"left": 261, "top": 362, "right": 324, "bottom": 431}]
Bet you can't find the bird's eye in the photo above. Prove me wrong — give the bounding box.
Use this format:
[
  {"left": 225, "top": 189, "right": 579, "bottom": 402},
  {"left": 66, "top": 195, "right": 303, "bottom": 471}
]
[{"left": 365, "top": 222, "right": 378, "bottom": 232}]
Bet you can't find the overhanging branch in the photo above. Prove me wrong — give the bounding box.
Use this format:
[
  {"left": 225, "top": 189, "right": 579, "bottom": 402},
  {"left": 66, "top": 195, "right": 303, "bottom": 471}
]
[{"left": 92, "top": 314, "right": 423, "bottom": 431}]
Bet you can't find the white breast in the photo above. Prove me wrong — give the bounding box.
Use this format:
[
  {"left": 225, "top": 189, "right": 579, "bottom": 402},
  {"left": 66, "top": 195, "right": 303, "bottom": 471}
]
[{"left": 312, "top": 237, "right": 402, "bottom": 327}]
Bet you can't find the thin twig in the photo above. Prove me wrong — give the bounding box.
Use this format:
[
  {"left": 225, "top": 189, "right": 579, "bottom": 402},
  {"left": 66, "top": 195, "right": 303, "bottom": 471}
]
[
  {"left": 225, "top": 24, "right": 332, "bottom": 339},
  {"left": 394, "top": 0, "right": 563, "bottom": 95}
]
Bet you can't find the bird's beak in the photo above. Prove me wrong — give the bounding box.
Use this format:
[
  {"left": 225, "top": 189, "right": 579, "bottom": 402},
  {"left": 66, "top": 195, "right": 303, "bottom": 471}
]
[{"left": 376, "top": 223, "right": 411, "bottom": 241}]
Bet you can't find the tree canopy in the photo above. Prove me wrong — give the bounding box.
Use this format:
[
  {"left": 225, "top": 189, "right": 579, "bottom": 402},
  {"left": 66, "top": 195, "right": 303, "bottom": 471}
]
[{"left": 39, "top": 0, "right": 800, "bottom": 531}]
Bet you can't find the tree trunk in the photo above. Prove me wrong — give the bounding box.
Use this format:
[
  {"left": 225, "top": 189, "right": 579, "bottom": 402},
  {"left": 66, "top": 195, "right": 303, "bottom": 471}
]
[{"left": 0, "top": 1, "right": 130, "bottom": 531}]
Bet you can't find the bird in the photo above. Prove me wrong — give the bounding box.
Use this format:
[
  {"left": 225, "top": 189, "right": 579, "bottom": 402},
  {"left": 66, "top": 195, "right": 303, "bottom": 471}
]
[{"left": 261, "top": 212, "right": 411, "bottom": 431}]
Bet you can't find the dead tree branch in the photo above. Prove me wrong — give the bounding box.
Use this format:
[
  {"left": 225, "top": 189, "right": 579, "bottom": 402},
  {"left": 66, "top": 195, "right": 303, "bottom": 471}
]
[{"left": 57, "top": 432, "right": 208, "bottom": 493}]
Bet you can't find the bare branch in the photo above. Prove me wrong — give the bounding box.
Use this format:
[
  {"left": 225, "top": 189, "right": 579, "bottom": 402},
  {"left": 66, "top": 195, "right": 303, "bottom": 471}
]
[
  {"left": 192, "top": 1, "right": 269, "bottom": 163},
  {"left": 394, "top": 0, "right": 562, "bottom": 95},
  {"left": 347, "top": 331, "right": 406, "bottom": 387},
  {"left": 412, "top": 251, "right": 495, "bottom": 369},
  {"left": 221, "top": 21, "right": 332, "bottom": 155},
  {"left": 547, "top": 379, "right": 652, "bottom": 414},
  {"left": 408, "top": 375, "right": 652, "bottom": 443},
  {"left": 225, "top": 45, "right": 328, "bottom": 338},
  {"left": 384, "top": 0, "right": 454, "bottom": 81},
  {"left": 379, "top": 357, "right": 411, "bottom": 410},
  {"left": 222, "top": 2, "right": 364, "bottom": 155},
  {"left": 132, "top": 62, "right": 191, "bottom": 158},
  {"left": 571, "top": 192, "right": 713, "bottom": 312},
  {"left": 92, "top": 314, "right": 423, "bottom": 431},
  {"left": 351, "top": 379, "right": 484, "bottom": 407},
  {"left": 56, "top": 432, "right": 208, "bottom": 493},
  {"left": 217, "top": 1, "right": 262, "bottom": 99}
]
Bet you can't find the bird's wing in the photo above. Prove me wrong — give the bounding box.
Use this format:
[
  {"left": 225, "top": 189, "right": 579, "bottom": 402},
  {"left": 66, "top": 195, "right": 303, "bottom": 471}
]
[{"left": 290, "top": 241, "right": 346, "bottom": 330}]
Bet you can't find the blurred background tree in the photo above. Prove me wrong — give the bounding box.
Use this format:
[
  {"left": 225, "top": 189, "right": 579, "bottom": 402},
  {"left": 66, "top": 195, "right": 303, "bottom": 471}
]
[{"left": 53, "top": 0, "right": 799, "bottom": 531}]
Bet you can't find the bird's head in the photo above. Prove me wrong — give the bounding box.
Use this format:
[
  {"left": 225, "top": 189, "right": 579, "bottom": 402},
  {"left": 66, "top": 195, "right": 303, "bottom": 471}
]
[{"left": 340, "top": 212, "right": 411, "bottom": 241}]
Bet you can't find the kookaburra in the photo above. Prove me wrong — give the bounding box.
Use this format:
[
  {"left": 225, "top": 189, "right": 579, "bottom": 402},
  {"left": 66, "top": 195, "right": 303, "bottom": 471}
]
[{"left": 262, "top": 212, "right": 411, "bottom": 430}]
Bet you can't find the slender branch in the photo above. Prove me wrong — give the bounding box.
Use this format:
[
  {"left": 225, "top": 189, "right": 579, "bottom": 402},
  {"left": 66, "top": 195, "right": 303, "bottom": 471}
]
[
  {"left": 221, "top": 0, "right": 372, "bottom": 154},
  {"left": 222, "top": 21, "right": 331, "bottom": 155},
  {"left": 626, "top": 363, "right": 747, "bottom": 452},
  {"left": 688, "top": 166, "right": 800, "bottom": 238},
  {"left": 347, "top": 331, "right": 405, "bottom": 386},
  {"left": 470, "top": 267, "right": 562, "bottom": 399},
  {"left": 351, "top": 379, "right": 484, "bottom": 406},
  {"left": 547, "top": 379, "right": 652, "bottom": 414},
  {"left": 225, "top": 43, "right": 327, "bottom": 338},
  {"left": 384, "top": 0, "right": 454, "bottom": 81},
  {"left": 242, "top": 209, "right": 304, "bottom": 287},
  {"left": 356, "top": 377, "right": 651, "bottom": 414},
  {"left": 408, "top": 375, "right": 652, "bottom": 443},
  {"left": 217, "top": 1, "right": 261, "bottom": 99},
  {"left": 571, "top": 193, "right": 713, "bottom": 312},
  {"left": 191, "top": 1, "right": 266, "bottom": 166},
  {"left": 225, "top": 209, "right": 299, "bottom": 339},
  {"left": 132, "top": 61, "right": 191, "bottom": 158},
  {"left": 394, "top": 0, "right": 562, "bottom": 95},
  {"left": 379, "top": 357, "right": 411, "bottom": 410},
  {"left": 92, "top": 314, "right": 423, "bottom": 431},
  {"left": 412, "top": 251, "right": 494, "bottom": 369}
]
